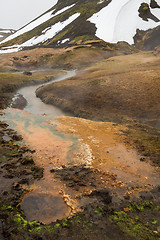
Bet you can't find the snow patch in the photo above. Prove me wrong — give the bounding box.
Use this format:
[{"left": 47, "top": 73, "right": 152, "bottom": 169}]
[
  {"left": 52, "top": 4, "right": 75, "bottom": 16},
  {"left": 0, "top": 30, "right": 11, "bottom": 34},
  {"left": 61, "top": 38, "right": 70, "bottom": 44},
  {"left": 0, "top": 35, "right": 3, "bottom": 37},
  {"left": 0, "top": 13, "right": 80, "bottom": 54},
  {"left": 0, "top": 4, "right": 76, "bottom": 45},
  {"left": 0, "top": 47, "right": 19, "bottom": 54},
  {"left": 42, "top": 27, "right": 51, "bottom": 33},
  {"left": 97, "top": 0, "right": 105, "bottom": 4},
  {"left": 88, "top": 0, "right": 160, "bottom": 44},
  {"left": 20, "top": 13, "right": 80, "bottom": 47}
]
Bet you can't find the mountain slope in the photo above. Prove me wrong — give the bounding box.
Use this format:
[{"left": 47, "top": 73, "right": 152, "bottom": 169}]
[
  {"left": 0, "top": 0, "right": 160, "bottom": 53},
  {"left": 0, "top": 29, "right": 15, "bottom": 42}
]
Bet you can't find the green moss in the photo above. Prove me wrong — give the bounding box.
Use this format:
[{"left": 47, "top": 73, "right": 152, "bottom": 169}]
[
  {"left": 45, "top": 225, "right": 54, "bottom": 233},
  {"left": 151, "top": 219, "right": 158, "bottom": 225},
  {"left": 94, "top": 206, "right": 104, "bottom": 216},
  {"left": 61, "top": 218, "right": 69, "bottom": 227},
  {"left": 13, "top": 214, "right": 26, "bottom": 226},
  {"left": 44, "top": 223, "right": 60, "bottom": 234},
  {"left": 109, "top": 201, "right": 160, "bottom": 240},
  {"left": 128, "top": 201, "right": 153, "bottom": 212},
  {"left": 124, "top": 123, "right": 160, "bottom": 165},
  {"left": 141, "top": 3, "right": 150, "bottom": 13},
  {"left": 13, "top": 213, "right": 40, "bottom": 230},
  {"left": 29, "top": 226, "right": 42, "bottom": 233},
  {"left": 1, "top": 204, "right": 13, "bottom": 211},
  {"left": 109, "top": 210, "right": 156, "bottom": 240},
  {"left": 54, "top": 223, "right": 60, "bottom": 228},
  {"left": 73, "top": 216, "right": 82, "bottom": 224},
  {"left": 154, "top": 206, "right": 160, "bottom": 211}
]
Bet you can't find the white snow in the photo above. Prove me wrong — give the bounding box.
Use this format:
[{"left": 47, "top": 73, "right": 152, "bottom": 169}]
[
  {"left": 61, "top": 38, "right": 70, "bottom": 44},
  {"left": 0, "top": 4, "right": 75, "bottom": 45},
  {"left": 42, "top": 27, "right": 51, "bottom": 33},
  {"left": 0, "top": 13, "right": 80, "bottom": 54},
  {"left": 52, "top": 4, "right": 75, "bottom": 16},
  {"left": 20, "top": 13, "right": 79, "bottom": 47},
  {"left": 0, "top": 35, "right": 3, "bottom": 37},
  {"left": 88, "top": 0, "right": 160, "bottom": 44},
  {"left": 0, "top": 30, "right": 11, "bottom": 33},
  {"left": 97, "top": 0, "right": 105, "bottom": 4},
  {"left": 0, "top": 46, "right": 19, "bottom": 54}
]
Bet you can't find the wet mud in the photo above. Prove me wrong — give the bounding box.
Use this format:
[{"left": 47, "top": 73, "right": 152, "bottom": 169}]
[{"left": 2, "top": 109, "right": 160, "bottom": 227}]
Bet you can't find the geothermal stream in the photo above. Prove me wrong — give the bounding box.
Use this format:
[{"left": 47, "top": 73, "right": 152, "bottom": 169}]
[
  {"left": 11, "top": 70, "right": 76, "bottom": 115},
  {"left": 2, "top": 69, "right": 160, "bottom": 224},
  {"left": 2, "top": 70, "right": 80, "bottom": 224}
]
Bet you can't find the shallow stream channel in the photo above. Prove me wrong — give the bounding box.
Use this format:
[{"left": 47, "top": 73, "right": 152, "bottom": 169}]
[
  {"left": 1, "top": 70, "right": 82, "bottom": 224},
  {"left": 11, "top": 70, "right": 76, "bottom": 116}
]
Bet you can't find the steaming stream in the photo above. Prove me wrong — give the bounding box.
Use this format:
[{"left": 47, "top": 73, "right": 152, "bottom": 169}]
[
  {"left": 11, "top": 70, "right": 76, "bottom": 116},
  {"left": 1, "top": 70, "right": 78, "bottom": 224}
]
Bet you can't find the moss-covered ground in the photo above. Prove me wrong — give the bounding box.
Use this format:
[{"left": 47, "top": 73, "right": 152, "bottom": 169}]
[{"left": 1, "top": 198, "right": 160, "bottom": 239}]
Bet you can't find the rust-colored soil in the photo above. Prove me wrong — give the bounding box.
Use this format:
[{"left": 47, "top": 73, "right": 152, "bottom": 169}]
[
  {"left": 3, "top": 109, "right": 160, "bottom": 224},
  {"left": 56, "top": 116, "right": 160, "bottom": 193}
]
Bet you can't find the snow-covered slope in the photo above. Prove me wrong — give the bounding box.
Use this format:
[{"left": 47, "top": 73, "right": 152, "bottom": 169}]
[
  {"left": 0, "top": 4, "right": 75, "bottom": 45},
  {"left": 0, "top": 0, "right": 160, "bottom": 53},
  {"left": 88, "top": 0, "right": 160, "bottom": 44}
]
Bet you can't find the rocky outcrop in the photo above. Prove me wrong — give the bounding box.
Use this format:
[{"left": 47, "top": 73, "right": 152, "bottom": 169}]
[{"left": 134, "top": 25, "right": 160, "bottom": 50}]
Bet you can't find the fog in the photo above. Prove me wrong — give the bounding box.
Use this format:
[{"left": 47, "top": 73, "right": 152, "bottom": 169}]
[{"left": 0, "top": 0, "right": 58, "bottom": 30}]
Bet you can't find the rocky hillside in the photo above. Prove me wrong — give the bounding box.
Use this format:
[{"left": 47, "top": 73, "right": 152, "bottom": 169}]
[
  {"left": 0, "top": 0, "right": 159, "bottom": 53},
  {"left": 0, "top": 28, "right": 15, "bottom": 41},
  {"left": 134, "top": 25, "right": 160, "bottom": 50}
]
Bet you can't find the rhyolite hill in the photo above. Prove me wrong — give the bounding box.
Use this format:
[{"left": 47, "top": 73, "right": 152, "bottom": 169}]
[{"left": 0, "top": 0, "right": 160, "bottom": 53}]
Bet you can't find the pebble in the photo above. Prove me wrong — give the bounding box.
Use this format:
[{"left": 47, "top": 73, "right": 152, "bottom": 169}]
[
  {"left": 2, "top": 135, "right": 12, "bottom": 142},
  {"left": 140, "top": 191, "right": 153, "bottom": 200},
  {"left": 123, "top": 207, "right": 130, "bottom": 212}
]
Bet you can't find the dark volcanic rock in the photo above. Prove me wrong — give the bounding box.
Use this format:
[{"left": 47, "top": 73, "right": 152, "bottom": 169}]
[
  {"left": 140, "top": 191, "right": 154, "bottom": 200},
  {"left": 90, "top": 188, "right": 112, "bottom": 204},
  {"left": 138, "top": 2, "right": 159, "bottom": 22},
  {"left": 23, "top": 71, "right": 32, "bottom": 76},
  {"left": 11, "top": 94, "right": 27, "bottom": 110},
  {"left": 134, "top": 25, "right": 160, "bottom": 50},
  {"left": 150, "top": 0, "right": 160, "bottom": 8}
]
